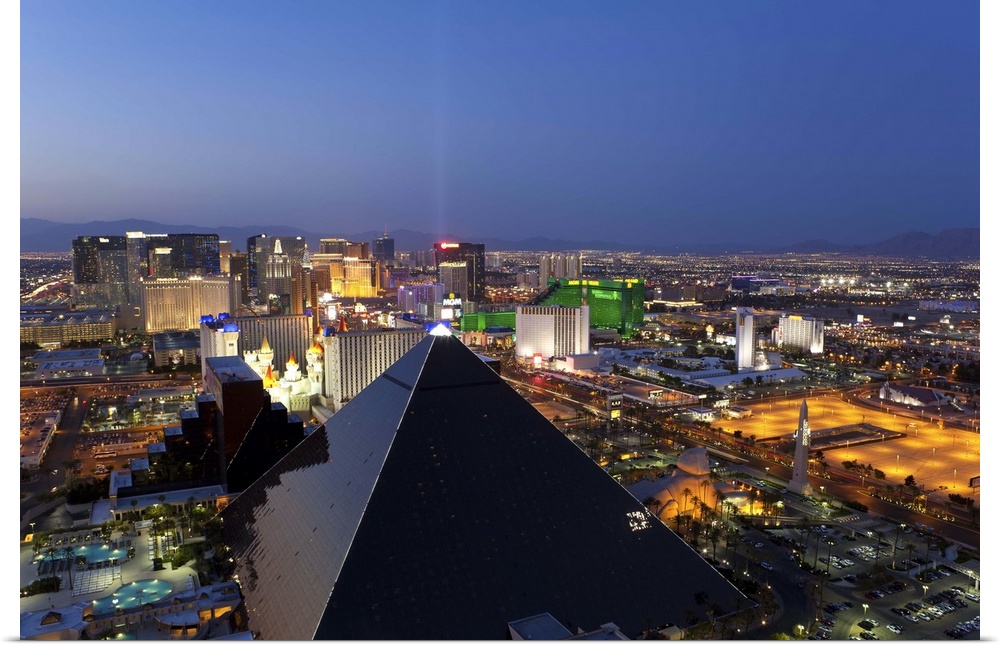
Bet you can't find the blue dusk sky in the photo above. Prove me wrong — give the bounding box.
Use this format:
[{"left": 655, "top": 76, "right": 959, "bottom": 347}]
[{"left": 19, "top": 1, "right": 983, "bottom": 248}]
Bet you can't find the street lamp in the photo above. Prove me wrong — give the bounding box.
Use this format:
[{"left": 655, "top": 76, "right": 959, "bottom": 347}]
[
  {"left": 892, "top": 524, "right": 906, "bottom": 569},
  {"left": 862, "top": 603, "right": 869, "bottom": 620}
]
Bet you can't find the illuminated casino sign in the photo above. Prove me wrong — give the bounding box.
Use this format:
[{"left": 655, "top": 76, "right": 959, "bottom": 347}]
[{"left": 441, "top": 293, "right": 463, "bottom": 320}]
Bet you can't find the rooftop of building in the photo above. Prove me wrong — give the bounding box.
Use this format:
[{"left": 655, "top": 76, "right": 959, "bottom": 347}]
[
  {"left": 205, "top": 356, "right": 261, "bottom": 384},
  {"left": 21, "top": 311, "right": 114, "bottom": 324},
  {"left": 36, "top": 359, "right": 106, "bottom": 369},
  {"left": 95, "top": 484, "right": 227, "bottom": 525},
  {"left": 151, "top": 331, "right": 201, "bottom": 350},
  {"left": 31, "top": 348, "right": 102, "bottom": 362}
]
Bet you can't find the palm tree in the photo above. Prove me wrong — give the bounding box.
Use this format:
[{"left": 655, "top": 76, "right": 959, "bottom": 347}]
[
  {"left": 690, "top": 496, "right": 701, "bottom": 523},
  {"left": 724, "top": 527, "right": 740, "bottom": 564},
  {"left": 707, "top": 602, "right": 726, "bottom": 639},
  {"left": 62, "top": 460, "right": 78, "bottom": 488},
  {"left": 873, "top": 530, "right": 886, "bottom": 569},
  {"left": 690, "top": 520, "right": 703, "bottom": 547},
  {"left": 892, "top": 525, "right": 905, "bottom": 569},
  {"left": 709, "top": 526, "right": 722, "bottom": 562},
  {"left": 694, "top": 590, "right": 709, "bottom": 609},
  {"left": 62, "top": 546, "right": 75, "bottom": 590},
  {"left": 682, "top": 487, "right": 693, "bottom": 522},
  {"left": 44, "top": 546, "right": 56, "bottom": 577},
  {"left": 723, "top": 500, "right": 737, "bottom": 524}
]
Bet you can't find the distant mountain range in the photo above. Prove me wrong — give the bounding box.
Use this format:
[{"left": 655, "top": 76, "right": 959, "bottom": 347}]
[{"left": 19, "top": 218, "right": 979, "bottom": 259}]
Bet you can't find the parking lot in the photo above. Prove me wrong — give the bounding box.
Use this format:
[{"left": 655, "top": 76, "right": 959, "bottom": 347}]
[{"left": 748, "top": 524, "right": 980, "bottom": 640}]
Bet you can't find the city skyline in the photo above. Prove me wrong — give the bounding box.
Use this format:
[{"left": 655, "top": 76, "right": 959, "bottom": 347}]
[
  {"left": 12, "top": 2, "right": 987, "bottom": 639},
  {"left": 20, "top": 1, "right": 981, "bottom": 249}
]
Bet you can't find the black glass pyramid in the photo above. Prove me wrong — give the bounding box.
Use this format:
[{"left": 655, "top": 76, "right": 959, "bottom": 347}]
[{"left": 218, "top": 333, "right": 748, "bottom": 639}]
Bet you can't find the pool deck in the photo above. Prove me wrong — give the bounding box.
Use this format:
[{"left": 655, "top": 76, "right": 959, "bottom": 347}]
[{"left": 20, "top": 526, "right": 200, "bottom": 617}]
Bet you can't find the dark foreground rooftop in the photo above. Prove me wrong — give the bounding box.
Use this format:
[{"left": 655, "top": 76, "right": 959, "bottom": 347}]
[{"left": 219, "top": 333, "right": 747, "bottom": 639}]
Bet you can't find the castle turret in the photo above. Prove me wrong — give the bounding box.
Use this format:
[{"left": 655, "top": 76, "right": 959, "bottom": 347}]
[
  {"left": 258, "top": 333, "right": 274, "bottom": 369},
  {"left": 284, "top": 352, "right": 302, "bottom": 382}
]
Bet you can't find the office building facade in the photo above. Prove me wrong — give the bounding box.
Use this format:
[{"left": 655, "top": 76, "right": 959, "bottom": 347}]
[
  {"left": 539, "top": 277, "right": 644, "bottom": 338},
  {"left": 438, "top": 261, "right": 469, "bottom": 299},
  {"left": 515, "top": 305, "right": 589, "bottom": 359},
  {"left": 341, "top": 257, "right": 380, "bottom": 298},
  {"left": 772, "top": 313, "right": 825, "bottom": 355},
  {"left": 228, "top": 314, "right": 313, "bottom": 378},
  {"left": 372, "top": 232, "right": 394, "bottom": 264},
  {"left": 140, "top": 276, "right": 232, "bottom": 333},
  {"left": 20, "top": 308, "right": 116, "bottom": 346},
  {"left": 71, "top": 235, "right": 129, "bottom": 308},
  {"left": 125, "top": 231, "right": 150, "bottom": 304},
  {"left": 538, "top": 252, "right": 582, "bottom": 284},
  {"left": 433, "top": 242, "right": 485, "bottom": 302},
  {"left": 161, "top": 233, "right": 221, "bottom": 277},
  {"left": 735, "top": 306, "right": 755, "bottom": 371},
  {"left": 397, "top": 283, "right": 444, "bottom": 317},
  {"left": 320, "top": 327, "right": 426, "bottom": 410},
  {"left": 200, "top": 315, "right": 241, "bottom": 378},
  {"left": 247, "top": 234, "right": 307, "bottom": 299}
]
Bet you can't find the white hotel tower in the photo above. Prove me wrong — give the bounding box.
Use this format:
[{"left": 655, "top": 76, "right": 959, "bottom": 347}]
[
  {"left": 773, "top": 313, "right": 825, "bottom": 355},
  {"left": 515, "top": 305, "right": 589, "bottom": 360},
  {"left": 321, "top": 326, "right": 427, "bottom": 410},
  {"left": 735, "top": 306, "right": 755, "bottom": 372}
]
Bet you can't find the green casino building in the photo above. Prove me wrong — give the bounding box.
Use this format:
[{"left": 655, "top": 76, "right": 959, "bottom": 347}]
[{"left": 460, "top": 277, "right": 645, "bottom": 338}]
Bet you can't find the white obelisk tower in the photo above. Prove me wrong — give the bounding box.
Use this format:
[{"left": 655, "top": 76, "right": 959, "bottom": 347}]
[{"left": 789, "top": 399, "right": 814, "bottom": 496}]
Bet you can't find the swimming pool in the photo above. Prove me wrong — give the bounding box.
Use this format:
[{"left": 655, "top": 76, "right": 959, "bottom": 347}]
[
  {"left": 92, "top": 579, "right": 173, "bottom": 614},
  {"left": 36, "top": 543, "right": 130, "bottom": 565}
]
